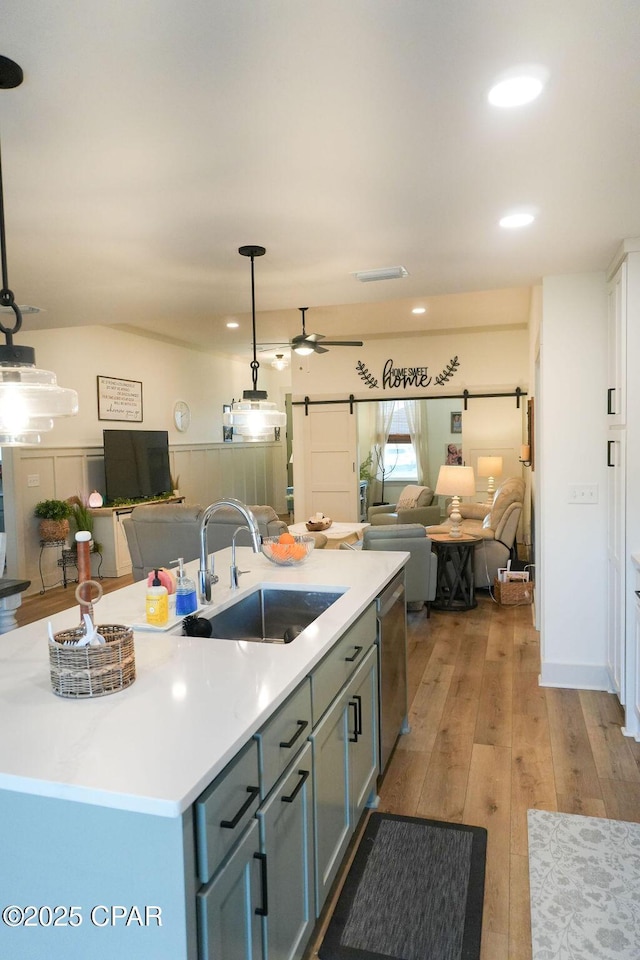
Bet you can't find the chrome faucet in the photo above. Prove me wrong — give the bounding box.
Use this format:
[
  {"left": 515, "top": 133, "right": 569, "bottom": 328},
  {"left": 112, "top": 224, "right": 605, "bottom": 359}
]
[{"left": 198, "top": 499, "right": 262, "bottom": 603}]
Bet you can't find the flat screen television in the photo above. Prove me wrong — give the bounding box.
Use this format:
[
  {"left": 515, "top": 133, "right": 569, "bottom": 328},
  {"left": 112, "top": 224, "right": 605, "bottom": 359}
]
[{"left": 103, "top": 430, "right": 172, "bottom": 503}]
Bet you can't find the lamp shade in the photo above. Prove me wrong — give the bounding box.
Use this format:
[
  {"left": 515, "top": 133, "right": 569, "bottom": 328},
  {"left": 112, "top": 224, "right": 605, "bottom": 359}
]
[
  {"left": 477, "top": 456, "right": 503, "bottom": 479},
  {"left": 435, "top": 465, "right": 476, "bottom": 498}
]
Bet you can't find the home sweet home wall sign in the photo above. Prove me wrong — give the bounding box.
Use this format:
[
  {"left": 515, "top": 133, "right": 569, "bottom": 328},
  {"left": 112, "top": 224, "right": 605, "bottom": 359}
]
[{"left": 356, "top": 356, "right": 460, "bottom": 390}]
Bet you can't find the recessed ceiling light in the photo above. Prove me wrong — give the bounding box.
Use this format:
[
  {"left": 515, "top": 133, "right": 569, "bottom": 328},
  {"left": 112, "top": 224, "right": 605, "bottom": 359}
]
[
  {"left": 499, "top": 212, "right": 535, "bottom": 229},
  {"left": 412, "top": 307, "right": 426, "bottom": 315},
  {"left": 226, "top": 321, "right": 239, "bottom": 328},
  {"left": 488, "top": 66, "right": 547, "bottom": 107}
]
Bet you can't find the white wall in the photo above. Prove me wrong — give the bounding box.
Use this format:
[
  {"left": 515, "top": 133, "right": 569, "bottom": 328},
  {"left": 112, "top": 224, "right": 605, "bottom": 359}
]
[
  {"left": 18, "top": 325, "right": 290, "bottom": 447},
  {"left": 539, "top": 273, "right": 609, "bottom": 689}
]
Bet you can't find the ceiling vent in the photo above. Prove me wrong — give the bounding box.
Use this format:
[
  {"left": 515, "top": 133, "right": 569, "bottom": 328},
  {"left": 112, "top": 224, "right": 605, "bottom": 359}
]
[{"left": 353, "top": 266, "right": 409, "bottom": 282}]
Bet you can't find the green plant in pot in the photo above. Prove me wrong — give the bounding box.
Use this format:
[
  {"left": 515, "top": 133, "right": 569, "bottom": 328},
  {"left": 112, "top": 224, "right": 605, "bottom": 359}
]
[
  {"left": 67, "top": 496, "right": 103, "bottom": 554},
  {"left": 34, "top": 499, "right": 72, "bottom": 543}
]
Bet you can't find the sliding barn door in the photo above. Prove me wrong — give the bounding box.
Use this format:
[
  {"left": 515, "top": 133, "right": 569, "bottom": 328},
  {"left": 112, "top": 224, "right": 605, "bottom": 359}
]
[{"left": 295, "top": 402, "right": 359, "bottom": 522}]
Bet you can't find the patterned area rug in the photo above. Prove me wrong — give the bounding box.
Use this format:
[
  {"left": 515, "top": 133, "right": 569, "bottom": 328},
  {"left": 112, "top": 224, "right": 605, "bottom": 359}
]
[{"left": 528, "top": 809, "right": 640, "bottom": 959}]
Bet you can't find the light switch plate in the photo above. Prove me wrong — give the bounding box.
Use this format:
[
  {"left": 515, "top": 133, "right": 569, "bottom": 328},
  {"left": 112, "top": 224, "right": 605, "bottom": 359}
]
[{"left": 567, "top": 484, "right": 598, "bottom": 504}]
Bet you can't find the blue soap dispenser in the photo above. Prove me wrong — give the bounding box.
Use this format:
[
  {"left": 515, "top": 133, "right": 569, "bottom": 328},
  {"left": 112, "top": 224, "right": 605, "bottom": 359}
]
[{"left": 173, "top": 558, "right": 198, "bottom": 616}]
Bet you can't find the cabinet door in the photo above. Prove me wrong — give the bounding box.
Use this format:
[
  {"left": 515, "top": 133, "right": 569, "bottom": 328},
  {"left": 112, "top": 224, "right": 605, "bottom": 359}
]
[
  {"left": 348, "top": 647, "right": 379, "bottom": 823},
  {"left": 310, "top": 690, "right": 350, "bottom": 914},
  {"left": 197, "top": 818, "right": 265, "bottom": 960},
  {"left": 258, "top": 743, "right": 314, "bottom": 960},
  {"left": 607, "top": 430, "right": 626, "bottom": 699},
  {"left": 607, "top": 260, "right": 627, "bottom": 425}
]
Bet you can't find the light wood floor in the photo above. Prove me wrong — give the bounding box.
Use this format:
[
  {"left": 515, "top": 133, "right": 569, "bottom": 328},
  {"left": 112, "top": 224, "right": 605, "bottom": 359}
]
[
  {"left": 19, "top": 580, "right": 640, "bottom": 960},
  {"left": 311, "top": 593, "right": 640, "bottom": 960}
]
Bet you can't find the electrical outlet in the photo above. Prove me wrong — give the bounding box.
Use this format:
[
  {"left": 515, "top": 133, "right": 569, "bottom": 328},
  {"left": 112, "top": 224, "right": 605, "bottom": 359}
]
[
  {"left": 27, "top": 474, "right": 40, "bottom": 488},
  {"left": 567, "top": 484, "right": 598, "bottom": 504}
]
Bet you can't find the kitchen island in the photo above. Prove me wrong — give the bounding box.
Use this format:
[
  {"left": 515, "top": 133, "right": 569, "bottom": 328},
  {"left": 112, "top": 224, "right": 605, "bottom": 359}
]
[{"left": 0, "top": 545, "right": 407, "bottom": 960}]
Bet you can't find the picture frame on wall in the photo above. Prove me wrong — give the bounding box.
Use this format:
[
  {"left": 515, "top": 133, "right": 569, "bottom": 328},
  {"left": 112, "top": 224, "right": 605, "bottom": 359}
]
[
  {"left": 445, "top": 443, "right": 463, "bottom": 465},
  {"left": 451, "top": 411, "right": 462, "bottom": 434},
  {"left": 97, "top": 375, "right": 143, "bottom": 422}
]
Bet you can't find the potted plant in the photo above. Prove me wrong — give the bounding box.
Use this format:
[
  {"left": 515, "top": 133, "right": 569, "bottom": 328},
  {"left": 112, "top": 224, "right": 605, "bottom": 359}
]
[
  {"left": 34, "top": 499, "right": 72, "bottom": 543},
  {"left": 67, "top": 496, "right": 103, "bottom": 554}
]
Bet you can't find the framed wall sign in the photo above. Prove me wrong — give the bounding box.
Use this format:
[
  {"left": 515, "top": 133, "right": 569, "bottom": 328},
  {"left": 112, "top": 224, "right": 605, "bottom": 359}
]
[{"left": 97, "top": 375, "right": 143, "bottom": 422}]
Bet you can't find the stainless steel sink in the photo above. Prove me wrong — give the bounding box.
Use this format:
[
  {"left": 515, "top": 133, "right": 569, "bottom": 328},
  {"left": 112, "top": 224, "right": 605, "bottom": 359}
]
[{"left": 207, "top": 588, "right": 344, "bottom": 643}]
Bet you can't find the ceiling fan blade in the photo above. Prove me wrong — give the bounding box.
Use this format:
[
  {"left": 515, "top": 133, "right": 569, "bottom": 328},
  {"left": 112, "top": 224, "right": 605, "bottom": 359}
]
[
  {"left": 311, "top": 343, "right": 330, "bottom": 354},
  {"left": 315, "top": 340, "right": 364, "bottom": 348}
]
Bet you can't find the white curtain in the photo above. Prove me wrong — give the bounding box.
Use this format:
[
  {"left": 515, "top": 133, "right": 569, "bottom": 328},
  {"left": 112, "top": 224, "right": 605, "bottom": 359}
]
[
  {"left": 372, "top": 401, "right": 396, "bottom": 502},
  {"left": 404, "top": 399, "right": 429, "bottom": 485}
]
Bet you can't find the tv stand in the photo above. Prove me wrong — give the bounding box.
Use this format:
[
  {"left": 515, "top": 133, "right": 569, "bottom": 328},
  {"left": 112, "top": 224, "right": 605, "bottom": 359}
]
[{"left": 90, "top": 496, "right": 185, "bottom": 577}]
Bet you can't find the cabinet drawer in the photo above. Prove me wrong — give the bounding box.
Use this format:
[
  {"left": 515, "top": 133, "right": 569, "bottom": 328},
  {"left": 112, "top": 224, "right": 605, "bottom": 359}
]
[
  {"left": 195, "top": 738, "right": 260, "bottom": 884},
  {"left": 256, "top": 679, "right": 312, "bottom": 799},
  {"left": 310, "top": 605, "right": 376, "bottom": 724}
]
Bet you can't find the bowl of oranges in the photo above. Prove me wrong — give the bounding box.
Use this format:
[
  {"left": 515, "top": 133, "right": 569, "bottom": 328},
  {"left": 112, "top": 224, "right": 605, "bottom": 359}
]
[{"left": 261, "top": 532, "right": 316, "bottom": 566}]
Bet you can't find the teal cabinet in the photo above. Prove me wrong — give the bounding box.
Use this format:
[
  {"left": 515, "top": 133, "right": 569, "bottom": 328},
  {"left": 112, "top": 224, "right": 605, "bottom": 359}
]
[
  {"left": 258, "top": 743, "right": 315, "bottom": 960},
  {"left": 311, "top": 646, "right": 378, "bottom": 913},
  {"left": 197, "top": 818, "right": 265, "bottom": 960}
]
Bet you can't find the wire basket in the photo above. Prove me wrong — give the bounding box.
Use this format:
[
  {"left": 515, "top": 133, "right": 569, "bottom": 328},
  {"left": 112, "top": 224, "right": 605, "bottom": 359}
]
[{"left": 49, "top": 625, "right": 136, "bottom": 698}]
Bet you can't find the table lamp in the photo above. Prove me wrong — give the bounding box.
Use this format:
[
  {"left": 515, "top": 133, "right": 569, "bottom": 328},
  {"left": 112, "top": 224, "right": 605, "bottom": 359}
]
[
  {"left": 477, "top": 456, "right": 503, "bottom": 500},
  {"left": 435, "top": 465, "right": 476, "bottom": 538}
]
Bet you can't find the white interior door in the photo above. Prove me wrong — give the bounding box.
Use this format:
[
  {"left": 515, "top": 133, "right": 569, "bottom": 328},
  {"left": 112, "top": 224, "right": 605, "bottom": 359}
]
[{"left": 293, "top": 402, "right": 359, "bottom": 522}]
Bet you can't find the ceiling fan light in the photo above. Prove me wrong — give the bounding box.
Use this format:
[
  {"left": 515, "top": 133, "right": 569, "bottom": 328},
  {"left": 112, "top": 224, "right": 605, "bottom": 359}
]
[{"left": 292, "top": 342, "right": 314, "bottom": 356}]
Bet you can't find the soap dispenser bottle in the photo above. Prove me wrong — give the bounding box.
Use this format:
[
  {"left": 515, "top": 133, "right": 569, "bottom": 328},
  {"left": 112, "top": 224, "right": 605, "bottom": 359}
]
[
  {"left": 146, "top": 569, "right": 169, "bottom": 626},
  {"left": 173, "top": 558, "right": 198, "bottom": 616}
]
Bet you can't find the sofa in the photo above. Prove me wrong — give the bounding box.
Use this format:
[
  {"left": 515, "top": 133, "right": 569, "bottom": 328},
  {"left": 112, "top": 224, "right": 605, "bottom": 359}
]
[
  {"left": 123, "top": 503, "right": 296, "bottom": 581},
  {"left": 343, "top": 523, "right": 438, "bottom": 614},
  {"left": 426, "top": 476, "right": 525, "bottom": 588},
  {"left": 367, "top": 484, "right": 441, "bottom": 527}
]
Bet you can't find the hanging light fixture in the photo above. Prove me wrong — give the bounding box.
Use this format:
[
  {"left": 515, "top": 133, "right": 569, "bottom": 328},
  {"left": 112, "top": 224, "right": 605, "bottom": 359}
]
[
  {"left": 271, "top": 353, "right": 289, "bottom": 371},
  {"left": 0, "top": 55, "right": 78, "bottom": 445},
  {"left": 223, "top": 245, "right": 286, "bottom": 441}
]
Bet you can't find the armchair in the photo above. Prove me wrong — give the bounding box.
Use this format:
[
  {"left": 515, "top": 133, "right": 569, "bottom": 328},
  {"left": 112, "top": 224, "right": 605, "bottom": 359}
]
[
  {"left": 426, "top": 476, "right": 525, "bottom": 588},
  {"left": 357, "top": 524, "right": 438, "bottom": 614},
  {"left": 368, "top": 484, "right": 441, "bottom": 527}
]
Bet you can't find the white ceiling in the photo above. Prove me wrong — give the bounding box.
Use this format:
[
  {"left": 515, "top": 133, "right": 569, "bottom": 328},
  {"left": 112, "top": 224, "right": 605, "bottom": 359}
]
[{"left": 1, "top": 1, "right": 639, "bottom": 362}]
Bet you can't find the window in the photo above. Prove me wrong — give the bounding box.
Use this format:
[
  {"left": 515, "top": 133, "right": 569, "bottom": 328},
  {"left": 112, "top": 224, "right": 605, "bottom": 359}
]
[{"left": 384, "top": 401, "right": 417, "bottom": 481}]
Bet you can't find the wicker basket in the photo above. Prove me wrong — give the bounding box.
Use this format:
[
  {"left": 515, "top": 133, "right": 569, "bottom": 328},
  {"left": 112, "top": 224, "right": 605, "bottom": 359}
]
[
  {"left": 493, "top": 578, "right": 533, "bottom": 606},
  {"left": 49, "top": 625, "right": 136, "bottom": 699}
]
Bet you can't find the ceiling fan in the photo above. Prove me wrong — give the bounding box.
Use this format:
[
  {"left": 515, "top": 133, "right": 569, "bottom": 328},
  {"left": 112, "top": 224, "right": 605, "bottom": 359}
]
[{"left": 291, "top": 307, "right": 364, "bottom": 356}]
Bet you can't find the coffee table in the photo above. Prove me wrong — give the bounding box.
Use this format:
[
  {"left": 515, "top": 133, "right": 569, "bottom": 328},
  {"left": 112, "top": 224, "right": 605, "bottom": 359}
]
[
  {"left": 428, "top": 533, "right": 481, "bottom": 611},
  {"left": 288, "top": 521, "right": 370, "bottom": 549}
]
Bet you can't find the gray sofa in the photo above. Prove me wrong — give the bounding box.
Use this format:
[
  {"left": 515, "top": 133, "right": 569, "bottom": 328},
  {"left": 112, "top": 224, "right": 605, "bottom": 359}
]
[{"left": 123, "top": 503, "right": 290, "bottom": 581}]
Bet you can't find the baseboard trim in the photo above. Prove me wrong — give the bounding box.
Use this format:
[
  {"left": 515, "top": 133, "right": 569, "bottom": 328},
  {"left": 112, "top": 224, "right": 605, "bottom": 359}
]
[{"left": 538, "top": 662, "right": 612, "bottom": 691}]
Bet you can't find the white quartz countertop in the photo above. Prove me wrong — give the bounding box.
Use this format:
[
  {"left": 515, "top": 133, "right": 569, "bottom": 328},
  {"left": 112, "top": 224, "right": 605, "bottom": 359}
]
[{"left": 0, "top": 547, "right": 406, "bottom": 818}]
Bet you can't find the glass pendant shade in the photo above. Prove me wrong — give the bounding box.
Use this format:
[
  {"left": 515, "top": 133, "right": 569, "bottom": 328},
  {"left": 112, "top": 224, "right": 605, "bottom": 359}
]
[
  {"left": 223, "top": 397, "right": 286, "bottom": 442},
  {"left": 0, "top": 363, "right": 79, "bottom": 444}
]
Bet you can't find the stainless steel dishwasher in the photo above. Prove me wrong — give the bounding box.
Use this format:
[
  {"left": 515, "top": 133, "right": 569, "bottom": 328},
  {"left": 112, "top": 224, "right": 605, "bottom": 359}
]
[{"left": 376, "top": 572, "right": 408, "bottom": 775}]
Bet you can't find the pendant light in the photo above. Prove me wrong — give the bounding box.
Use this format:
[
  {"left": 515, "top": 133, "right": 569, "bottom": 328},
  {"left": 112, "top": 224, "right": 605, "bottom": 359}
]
[
  {"left": 223, "top": 245, "right": 285, "bottom": 441},
  {"left": 0, "top": 55, "right": 78, "bottom": 445}
]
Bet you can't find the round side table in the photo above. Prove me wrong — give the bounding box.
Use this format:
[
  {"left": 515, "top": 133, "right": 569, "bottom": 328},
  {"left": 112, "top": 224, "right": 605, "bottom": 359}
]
[{"left": 429, "top": 533, "right": 481, "bottom": 611}]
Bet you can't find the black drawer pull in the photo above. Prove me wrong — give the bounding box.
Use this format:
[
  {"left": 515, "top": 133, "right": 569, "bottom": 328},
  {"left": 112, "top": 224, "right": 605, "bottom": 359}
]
[
  {"left": 607, "top": 387, "right": 615, "bottom": 415},
  {"left": 607, "top": 440, "right": 615, "bottom": 467},
  {"left": 281, "top": 769, "right": 310, "bottom": 804},
  {"left": 279, "top": 719, "right": 308, "bottom": 749},
  {"left": 220, "top": 785, "right": 259, "bottom": 829},
  {"left": 253, "top": 851, "right": 268, "bottom": 916},
  {"left": 344, "top": 645, "right": 363, "bottom": 663}
]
